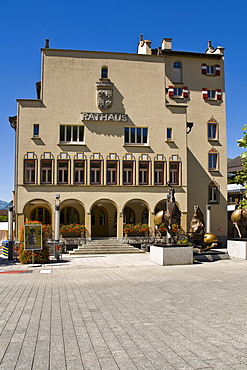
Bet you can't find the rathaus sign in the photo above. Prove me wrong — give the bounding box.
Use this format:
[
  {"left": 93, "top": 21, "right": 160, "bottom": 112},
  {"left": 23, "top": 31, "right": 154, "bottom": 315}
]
[{"left": 81, "top": 113, "right": 128, "bottom": 122}]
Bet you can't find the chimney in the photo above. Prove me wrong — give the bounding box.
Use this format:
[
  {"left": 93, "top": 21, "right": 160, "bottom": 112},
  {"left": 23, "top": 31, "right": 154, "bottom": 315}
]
[
  {"left": 45, "top": 39, "right": 50, "bottom": 48},
  {"left": 161, "top": 38, "right": 172, "bottom": 50},
  {"left": 137, "top": 34, "right": 152, "bottom": 55}
]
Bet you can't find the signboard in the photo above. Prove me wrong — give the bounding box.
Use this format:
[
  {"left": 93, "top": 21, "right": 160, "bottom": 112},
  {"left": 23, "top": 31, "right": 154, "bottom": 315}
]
[
  {"left": 81, "top": 112, "right": 128, "bottom": 122},
  {"left": 24, "top": 224, "right": 42, "bottom": 250}
]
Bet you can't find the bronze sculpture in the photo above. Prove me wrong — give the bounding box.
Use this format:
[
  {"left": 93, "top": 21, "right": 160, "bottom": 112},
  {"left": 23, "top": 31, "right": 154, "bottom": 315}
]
[
  {"left": 154, "top": 182, "right": 181, "bottom": 243},
  {"left": 188, "top": 205, "right": 218, "bottom": 251},
  {"left": 231, "top": 208, "right": 247, "bottom": 238}
]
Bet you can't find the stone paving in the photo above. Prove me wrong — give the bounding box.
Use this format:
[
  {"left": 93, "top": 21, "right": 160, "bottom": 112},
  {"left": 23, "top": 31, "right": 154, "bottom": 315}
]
[{"left": 1, "top": 254, "right": 247, "bottom": 369}]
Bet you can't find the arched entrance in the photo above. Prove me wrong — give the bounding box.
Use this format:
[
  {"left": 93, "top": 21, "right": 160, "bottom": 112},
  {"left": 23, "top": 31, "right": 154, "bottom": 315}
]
[
  {"left": 91, "top": 200, "right": 117, "bottom": 238},
  {"left": 123, "top": 200, "right": 150, "bottom": 225},
  {"left": 91, "top": 206, "right": 108, "bottom": 237}
]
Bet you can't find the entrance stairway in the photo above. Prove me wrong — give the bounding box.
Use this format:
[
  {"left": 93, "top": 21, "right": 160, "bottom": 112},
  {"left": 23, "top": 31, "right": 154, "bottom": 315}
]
[{"left": 69, "top": 237, "right": 145, "bottom": 255}]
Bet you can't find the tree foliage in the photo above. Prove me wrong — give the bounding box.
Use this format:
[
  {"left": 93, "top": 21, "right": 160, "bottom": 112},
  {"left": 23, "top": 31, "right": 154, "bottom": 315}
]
[{"left": 233, "top": 125, "right": 247, "bottom": 207}]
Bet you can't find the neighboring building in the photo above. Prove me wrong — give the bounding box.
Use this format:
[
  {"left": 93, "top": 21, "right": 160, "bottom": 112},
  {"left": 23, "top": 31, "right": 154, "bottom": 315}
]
[
  {"left": 10, "top": 36, "right": 227, "bottom": 243},
  {"left": 227, "top": 156, "right": 245, "bottom": 237}
]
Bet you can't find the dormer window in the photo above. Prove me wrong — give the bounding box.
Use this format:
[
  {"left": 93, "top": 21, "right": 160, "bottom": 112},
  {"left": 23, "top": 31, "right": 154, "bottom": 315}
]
[{"left": 101, "top": 67, "right": 108, "bottom": 79}]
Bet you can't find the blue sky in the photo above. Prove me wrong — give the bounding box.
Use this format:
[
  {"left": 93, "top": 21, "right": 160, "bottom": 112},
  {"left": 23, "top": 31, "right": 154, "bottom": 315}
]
[{"left": 0, "top": 0, "right": 246, "bottom": 201}]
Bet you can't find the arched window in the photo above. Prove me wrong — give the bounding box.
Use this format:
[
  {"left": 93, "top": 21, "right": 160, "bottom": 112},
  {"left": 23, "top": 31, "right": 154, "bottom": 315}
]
[
  {"left": 172, "top": 61, "right": 182, "bottom": 83},
  {"left": 124, "top": 206, "right": 135, "bottom": 224},
  {"left": 142, "top": 208, "right": 149, "bottom": 224},
  {"left": 101, "top": 67, "right": 108, "bottom": 79},
  {"left": 60, "top": 207, "right": 79, "bottom": 225},
  {"left": 30, "top": 207, "right": 51, "bottom": 224},
  {"left": 208, "top": 149, "right": 219, "bottom": 171},
  {"left": 208, "top": 181, "right": 220, "bottom": 204}
]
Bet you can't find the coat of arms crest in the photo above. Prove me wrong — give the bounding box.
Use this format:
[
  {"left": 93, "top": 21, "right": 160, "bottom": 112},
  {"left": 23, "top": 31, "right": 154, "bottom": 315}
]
[
  {"left": 97, "top": 89, "right": 113, "bottom": 110},
  {"left": 96, "top": 80, "right": 114, "bottom": 110}
]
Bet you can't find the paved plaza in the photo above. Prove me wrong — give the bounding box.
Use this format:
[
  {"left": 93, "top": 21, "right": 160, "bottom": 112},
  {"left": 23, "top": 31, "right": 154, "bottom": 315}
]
[{"left": 1, "top": 254, "right": 247, "bottom": 369}]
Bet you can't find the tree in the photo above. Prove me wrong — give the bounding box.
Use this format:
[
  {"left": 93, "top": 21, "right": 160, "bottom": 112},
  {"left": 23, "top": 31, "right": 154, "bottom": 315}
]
[{"left": 233, "top": 124, "right": 247, "bottom": 208}]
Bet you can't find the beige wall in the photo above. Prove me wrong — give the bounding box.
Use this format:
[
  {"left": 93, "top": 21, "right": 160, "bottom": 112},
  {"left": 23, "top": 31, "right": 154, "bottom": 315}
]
[{"left": 14, "top": 47, "right": 227, "bottom": 238}]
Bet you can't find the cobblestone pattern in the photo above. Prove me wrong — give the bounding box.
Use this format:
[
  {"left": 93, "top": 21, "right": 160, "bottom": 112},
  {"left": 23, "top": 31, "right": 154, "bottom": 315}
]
[{"left": 0, "top": 256, "right": 247, "bottom": 369}]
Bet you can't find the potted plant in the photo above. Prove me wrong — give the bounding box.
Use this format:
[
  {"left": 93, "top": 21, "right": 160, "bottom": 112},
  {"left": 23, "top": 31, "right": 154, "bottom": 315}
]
[{"left": 60, "top": 224, "right": 86, "bottom": 237}]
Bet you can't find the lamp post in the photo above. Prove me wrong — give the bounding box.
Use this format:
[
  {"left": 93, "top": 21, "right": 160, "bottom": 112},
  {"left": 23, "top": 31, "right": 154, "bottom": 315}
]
[
  {"left": 54, "top": 194, "right": 60, "bottom": 259},
  {"left": 8, "top": 206, "right": 14, "bottom": 260},
  {"left": 206, "top": 204, "right": 211, "bottom": 233}
]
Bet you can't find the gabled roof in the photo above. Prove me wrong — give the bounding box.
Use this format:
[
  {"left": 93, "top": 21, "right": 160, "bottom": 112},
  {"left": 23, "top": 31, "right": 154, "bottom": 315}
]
[{"left": 227, "top": 156, "right": 243, "bottom": 173}]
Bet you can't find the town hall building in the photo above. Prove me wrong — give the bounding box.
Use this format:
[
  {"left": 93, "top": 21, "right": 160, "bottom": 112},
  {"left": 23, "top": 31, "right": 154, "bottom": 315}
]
[{"left": 10, "top": 36, "right": 227, "bottom": 244}]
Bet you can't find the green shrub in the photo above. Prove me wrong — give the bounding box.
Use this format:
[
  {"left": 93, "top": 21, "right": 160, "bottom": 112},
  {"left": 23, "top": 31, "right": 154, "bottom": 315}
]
[{"left": 19, "top": 221, "right": 52, "bottom": 264}]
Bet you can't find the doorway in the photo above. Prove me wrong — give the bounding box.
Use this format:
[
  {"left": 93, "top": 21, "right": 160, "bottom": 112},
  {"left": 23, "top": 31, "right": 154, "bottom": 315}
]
[{"left": 91, "top": 205, "right": 108, "bottom": 237}]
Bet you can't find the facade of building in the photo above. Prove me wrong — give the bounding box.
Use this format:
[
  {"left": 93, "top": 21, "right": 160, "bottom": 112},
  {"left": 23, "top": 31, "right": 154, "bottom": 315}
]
[{"left": 11, "top": 36, "right": 227, "bottom": 242}]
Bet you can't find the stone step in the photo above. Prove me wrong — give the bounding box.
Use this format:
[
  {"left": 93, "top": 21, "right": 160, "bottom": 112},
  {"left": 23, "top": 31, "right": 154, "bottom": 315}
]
[
  {"left": 69, "top": 239, "right": 145, "bottom": 255},
  {"left": 69, "top": 249, "right": 144, "bottom": 255},
  {"left": 193, "top": 249, "right": 229, "bottom": 262}
]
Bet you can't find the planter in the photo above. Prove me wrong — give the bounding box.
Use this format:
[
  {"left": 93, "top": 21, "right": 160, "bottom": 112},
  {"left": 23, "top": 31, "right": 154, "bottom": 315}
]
[
  {"left": 150, "top": 244, "right": 193, "bottom": 266},
  {"left": 227, "top": 239, "right": 247, "bottom": 259},
  {"left": 61, "top": 233, "right": 82, "bottom": 238}
]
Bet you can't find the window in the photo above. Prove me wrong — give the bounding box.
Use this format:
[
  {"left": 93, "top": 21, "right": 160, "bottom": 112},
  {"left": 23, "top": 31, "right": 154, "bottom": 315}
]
[
  {"left": 202, "top": 89, "right": 222, "bottom": 100},
  {"left": 202, "top": 63, "right": 220, "bottom": 76},
  {"left": 101, "top": 67, "right": 108, "bottom": 79},
  {"left": 154, "top": 162, "right": 164, "bottom": 185},
  {"left": 107, "top": 161, "right": 118, "bottom": 185},
  {"left": 208, "top": 118, "right": 218, "bottom": 140},
  {"left": 123, "top": 161, "right": 134, "bottom": 185},
  {"left": 166, "top": 128, "right": 172, "bottom": 141},
  {"left": 142, "top": 208, "right": 149, "bottom": 224},
  {"left": 60, "top": 125, "right": 84, "bottom": 143},
  {"left": 208, "top": 182, "right": 220, "bottom": 204},
  {"left": 74, "top": 160, "right": 85, "bottom": 184},
  {"left": 139, "top": 162, "right": 149, "bottom": 185},
  {"left": 124, "top": 206, "right": 135, "bottom": 224},
  {"left": 168, "top": 86, "right": 188, "bottom": 98},
  {"left": 58, "top": 160, "right": 69, "bottom": 184},
  {"left": 206, "top": 65, "right": 215, "bottom": 75},
  {"left": 61, "top": 207, "right": 79, "bottom": 224},
  {"left": 41, "top": 160, "right": 52, "bottom": 184},
  {"left": 169, "top": 162, "right": 180, "bottom": 185},
  {"left": 30, "top": 207, "right": 51, "bottom": 223},
  {"left": 172, "top": 61, "right": 182, "bottom": 83},
  {"left": 90, "top": 161, "right": 102, "bottom": 184},
  {"left": 24, "top": 160, "right": 36, "bottom": 184},
  {"left": 174, "top": 87, "right": 182, "bottom": 97},
  {"left": 168, "top": 156, "right": 181, "bottom": 185},
  {"left": 208, "top": 150, "right": 219, "bottom": 171},
  {"left": 124, "top": 127, "right": 148, "bottom": 145},
  {"left": 33, "top": 124, "right": 39, "bottom": 137},
  {"left": 207, "top": 90, "right": 215, "bottom": 99}
]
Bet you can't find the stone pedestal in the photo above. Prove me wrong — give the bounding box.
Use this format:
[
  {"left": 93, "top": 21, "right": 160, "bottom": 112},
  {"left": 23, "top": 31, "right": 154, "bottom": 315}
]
[
  {"left": 150, "top": 245, "right": 193, "bottom": 266},
  {"left": 227, "top": 239, "right": 247, "bottom": 259}
]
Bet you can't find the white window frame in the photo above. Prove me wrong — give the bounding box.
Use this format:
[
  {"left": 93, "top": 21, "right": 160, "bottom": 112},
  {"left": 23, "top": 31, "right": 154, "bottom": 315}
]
[
  {"left": 139, "top": 161, "right": 149, "bottom": 185},
  {"left": 173, "top": 87, "right": 182, "bottom": 97},
  {"left": 169, "top": 162, "right": 180, "bottom": 185},
  {"left": 207, "top": 90, "right": 216, "bottom": 100},
  {"left": 107, "top": 161, "right": 118, "bottom": 185},
  {"left": 90, "top": 161, "right": 102, "bottom": 185},
  {"left": 57, "top": 160, "right": 69, "bottom": 184},
  {"left": 154, "top": 162, "right": 165, "bottom": 185},
  {"left": 124, "top": 127, "right": 148, "bottom": 145},
  {"left": 208, "top": 122, "right": 218, "bottom": 140},
  {"left": 208, "top": 185, "right": 219, "bottom": 204},
  {"left": 60, "top": 125, "right": 84, "bottom": 144},
  {"left": 24, "top": 160, "right": 36, "bottom": 184},
  {"left": 41, "top": 159, "right": 53, "bottom": 184},
  {"left": 123, "top": 161, "right": 134, "bottom": 185},
  {"left": 206, "top": 65, "right": 215, "bottom": 75},
  {"left": 208, "top": 153, "right": 219, "bottom": 171},
  {"left": 74, "top": 160, "right": 85, "bottom": 185}
]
